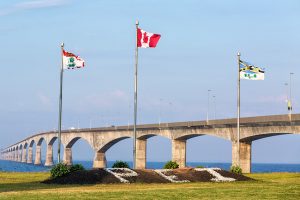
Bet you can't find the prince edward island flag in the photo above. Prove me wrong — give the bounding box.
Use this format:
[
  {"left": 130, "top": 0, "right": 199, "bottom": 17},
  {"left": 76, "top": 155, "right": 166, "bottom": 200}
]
[
  {"left": 63, "top": 50, "right": 85, "bottom": 69},
  {"left": 239, "top": 60, "right": 265, "bottom": 80}
]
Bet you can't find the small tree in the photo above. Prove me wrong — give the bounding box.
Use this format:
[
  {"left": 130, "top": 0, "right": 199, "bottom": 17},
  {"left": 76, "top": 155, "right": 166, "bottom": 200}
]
[
  {"left": 112, "top": 160, "right": 130, "bottom": 168},
  {"left": 163, "top": 161, "right": 179, "bottom": 169},
  {"left": 50, "top": 163, "right": 70, "bottom": 178},
  {"left": 230, "top": 165, "right": 242, "bottom": 174},
  {"left": 50, "top": 163, "right": 85, "bottom": 178},
  {"left": 69, "top": 164, "right": 85, "bottom": 172}
]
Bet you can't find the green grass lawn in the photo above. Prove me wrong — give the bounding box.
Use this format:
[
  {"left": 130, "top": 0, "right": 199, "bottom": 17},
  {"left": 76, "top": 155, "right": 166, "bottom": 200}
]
[{"left": 0, "top": 172, "right": 299, "bottom": 199}]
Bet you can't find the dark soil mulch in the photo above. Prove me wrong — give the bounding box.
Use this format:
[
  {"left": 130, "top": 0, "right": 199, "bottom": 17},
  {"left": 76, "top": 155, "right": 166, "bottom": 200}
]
[
  {"left": 172, "top": 168, "right": 215, "bottom": 182},
  {"left": 42, "top": 169, "right": 119, "bottom": 184},
  {"left": 42, "top": 168, "right": 253, "bottom": 184},
  {"left": 216, "top": 169, "right": 253, "bottom": 181},
  {"left": 125, "top": 169, "right": 170, "bottom": 183}
]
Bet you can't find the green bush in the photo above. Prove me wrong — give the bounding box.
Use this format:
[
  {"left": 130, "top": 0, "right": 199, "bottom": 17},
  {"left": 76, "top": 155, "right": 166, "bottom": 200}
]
[
  {"left": 50, "top": 163, "right": 85, "bottom": 178},
  {"left": 195, "top": 165, "right": 204, "bottom": 168},
  {"left": 50, "top": 163, "right": 70, "bottom": 178},
  {"left": 230, "top": 165, "right": 242, "bottom": 174},
  {"left": 70, "top": 164, "right": 85, "bottom": 172},
  {"left": 163, "top": 161, "right": 179, "bottom": 169},
  {"left": 112, "top": 160, "right": 130, "bottom": 168}
]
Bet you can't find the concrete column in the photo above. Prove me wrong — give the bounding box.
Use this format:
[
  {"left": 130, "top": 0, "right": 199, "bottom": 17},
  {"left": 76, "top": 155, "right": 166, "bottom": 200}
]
[
  {"left": 63, "top": 148, "right": 72, "bottom": 166},
  {"left": 232, "top": 141, "right": 252, "bottom": 173},
  {"left": 136, "top": 139, "right": 147, "bottom": 169},
  {"left": 27, "top": 147, "right": 33, "bottom": 164},
  {"left": 16, "top": 151, "right": 19, "bottom": 161},
  {"left": 34, "top": 146, "right": 42, "bottom": 165},
  {"left": 45, "top": 145, "right": 54, "bottom": 166},
  {"left": 21, "top": 148, "right": 27, "bottom": 163},
  {"left": 18, "top": 150, "right": 22, "bottom": 162},
  {"left": 172, "top": 139, "right": 186, "bottom": 168},
  {"left": 93, "top": 152, "right": 107, "bottom": 168}
]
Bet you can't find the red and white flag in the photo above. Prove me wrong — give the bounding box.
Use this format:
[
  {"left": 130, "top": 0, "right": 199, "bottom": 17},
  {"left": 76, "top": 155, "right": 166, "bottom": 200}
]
[
  {"left": 63, "top": 50, "right": 85, "bottom": 69},
  {"left": 137, "top": 28, "right": 161, "bottom": 48}
]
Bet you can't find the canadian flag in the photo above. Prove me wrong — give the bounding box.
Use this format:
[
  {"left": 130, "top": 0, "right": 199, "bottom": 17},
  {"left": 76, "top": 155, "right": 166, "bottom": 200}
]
[
  {"left": 62, "top": 50, "right": 85, "bottom": 69},
  {"left": 137, "top": 28, "right": 161, "bottom": 48}
]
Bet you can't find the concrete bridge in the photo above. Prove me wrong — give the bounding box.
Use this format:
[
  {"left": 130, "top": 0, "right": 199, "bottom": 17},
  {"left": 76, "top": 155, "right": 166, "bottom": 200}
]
[{"left": 1, "top": 114, "right": 299, "bottom": 173}]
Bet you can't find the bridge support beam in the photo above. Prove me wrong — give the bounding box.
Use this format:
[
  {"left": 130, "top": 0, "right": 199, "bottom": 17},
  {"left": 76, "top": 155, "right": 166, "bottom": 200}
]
[
  {"left": 34, "top": 146, "right": 42, "bottom": 165},
  {"left": 232, "top": 141, "right": 252, "bottom": 173},
  {"left": 27, "top": 147, "right": 33, "bottom": 163},
  {"left": 172, "top": 139, "right": 186, "bottom": 168},
  {"left": 18, "top": 150, "right": 22, "bottom": 162},
  {"left": 93, "top": 152, "right": 107, "bottom": 168},
  {"left": 63, "top": 148, "right": 72, "bottom": 166},
  {"left": 136, "top": 139, "right": 146, "bottom": 169},
  {"left": 45, "top": 145, "right": 54, "bottom": 166},
  {"left": 21, "top": 148, "right": 27, "bottom": 163}
]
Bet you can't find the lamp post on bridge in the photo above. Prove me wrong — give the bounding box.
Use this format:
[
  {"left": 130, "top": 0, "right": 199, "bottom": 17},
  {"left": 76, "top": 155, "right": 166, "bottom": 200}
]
[
  {"left": 212, "top": 95, "right": 216, "bottom": 120},
  {"left": 289, "top": 72, "right": 294, "bottom": 115},
  {"left": 206, "top": 89, "right": 211, "bottom": 124}
]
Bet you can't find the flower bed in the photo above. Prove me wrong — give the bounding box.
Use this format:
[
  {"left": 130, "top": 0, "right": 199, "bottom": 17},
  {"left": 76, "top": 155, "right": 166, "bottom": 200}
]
[
  {"left": 154, "top": 169, "right": 190, "bottom": 183},
  {"left": 194, "top": 168, "right": 235, "bottom": 182},
  {"left": 104, "top": 168, "right": 138, "bottom": 183}
]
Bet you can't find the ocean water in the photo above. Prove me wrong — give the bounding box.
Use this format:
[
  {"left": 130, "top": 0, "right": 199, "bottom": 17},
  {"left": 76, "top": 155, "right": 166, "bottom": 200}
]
[{"left": 0, "top": 160, "right": 300, "bottom": 173}]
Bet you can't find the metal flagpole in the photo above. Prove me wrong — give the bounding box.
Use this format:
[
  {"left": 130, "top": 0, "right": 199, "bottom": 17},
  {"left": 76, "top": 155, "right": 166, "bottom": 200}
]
[
  {"left": 133, "top": 20, "right": 139, "bottom": 169},
  {"left": 57, "top": 42, "right": 64, "bottom": 163},
  {"left": 237, "top": 52, "right": 241, "bottom": 166}
]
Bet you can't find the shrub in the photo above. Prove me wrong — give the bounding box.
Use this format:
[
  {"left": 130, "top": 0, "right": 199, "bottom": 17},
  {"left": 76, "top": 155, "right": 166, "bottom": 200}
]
[
  {"left": 112, "top": 160, "right": 130, "bottom": 168},
  {"left": 163, "top": 161, "right": 179, "bottom": 169},
  {"left": 70, "top": 164, "right": 85, "bottom": 172},
  {"left": 50, "top": 163, "right": 70, "bottom": 178},
  {"left": 50, "top": 163, "right": 85, "bottom": 178},
  {"left": 195, "top": 165, "right": 204, "bottom": 168},
  {"left": 230, "top": 165, "right": 242, "bottom": 174}
]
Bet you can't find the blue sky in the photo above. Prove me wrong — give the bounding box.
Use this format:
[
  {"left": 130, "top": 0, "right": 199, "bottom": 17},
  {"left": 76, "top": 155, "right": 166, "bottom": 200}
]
[{"left": 0, "top": 0, "right": 299, "bottom": 164}]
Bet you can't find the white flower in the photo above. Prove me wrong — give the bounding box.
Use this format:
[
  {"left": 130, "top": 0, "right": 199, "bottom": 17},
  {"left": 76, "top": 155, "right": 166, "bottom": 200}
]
[
  {"left": 194, "top": 168, "right": 235, "bottom": 182},
  {"left": 105, "top": 168, "right": 138, "bottom": 183},
  {"left": 154, "top": 169, "right": 190, "bottom": 183}
]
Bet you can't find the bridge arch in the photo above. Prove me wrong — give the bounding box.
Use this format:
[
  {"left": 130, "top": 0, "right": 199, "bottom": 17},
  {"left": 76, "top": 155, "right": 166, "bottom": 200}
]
[
  {"left": 29, "top": 139, "right": 35, "bottom": 147},
  {"left": 48, "top": 136, "right": 57, "bottom": 145},
  {"left": 241, "top": 132, "right": 294, "bottom": 142},
  {"left": 37, "top": 137, "right": 46, "bottom": 146},
  {"left": 98, "top": 136, "right": 131, "bottom": 153},
  {"left": 65, "top": 137, "right": 93, "bottom": 149},
  {"left": 251, "top": 134, "right": 300, "bottom": 169}
]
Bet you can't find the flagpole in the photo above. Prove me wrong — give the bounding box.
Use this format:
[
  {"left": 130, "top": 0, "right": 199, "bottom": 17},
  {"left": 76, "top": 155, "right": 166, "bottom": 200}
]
[
  {"left": 237, "top": 52, "right": 241, "bottom": 167},
  {"left": 57, "top": 42, "right": 64, "bottom": 163},
  {"left": 133, "top": 20, "right": 139, "bottom": 169}
]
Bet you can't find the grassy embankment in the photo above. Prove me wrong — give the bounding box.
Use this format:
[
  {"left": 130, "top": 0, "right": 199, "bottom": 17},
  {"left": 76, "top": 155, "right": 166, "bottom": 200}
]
[{"left": 0, "top": 172, "right": 299, "bottom": 199}]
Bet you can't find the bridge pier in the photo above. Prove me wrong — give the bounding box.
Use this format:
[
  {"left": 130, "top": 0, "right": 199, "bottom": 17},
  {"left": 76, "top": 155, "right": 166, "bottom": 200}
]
[
  {"left": 27, "top": 147, "right": 33, "bottom": 163},
  {"left": 136, "top": 139, "right": 146, "bottom": 169},
  {"left": 63, "top": 148, "right": 72, "bottom": 165},
  {"left": 18, "top": 150, "right": 22, "bottom": 162},
  {"left": 21, "top": 148, "right": 27, "bottom": 163},
  {"left": 34, "top": 146, "right": 42, "bottom": 165},
  {"left": 93, "top": 152, "right": 107, "bottom": 168},
  {"left": 45, "top": 145, "right": 54, "bottom": 166},
  {"left": 172, "top": 139, "right": 186, "bottom": 168},
  {"left": 232, "top": 141, "right": 252, "bottom": 173}
]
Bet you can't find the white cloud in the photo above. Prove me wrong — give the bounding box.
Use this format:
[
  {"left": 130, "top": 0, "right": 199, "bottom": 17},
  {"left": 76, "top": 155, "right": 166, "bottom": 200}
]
[
  {"left": 16, "top": 0, "right": 69, "bottom": 9},
  {"left": 0, "top": 0, "right": 70, "bottom": 16},
  {"left": 37, "top": 93, "right": 52, "bottom": 106},
  {"left": 74, "top": 90, "right": 130, "bottom": 112},
  {"left": 257, "top": 94, "right": 287, "bottom": 104}
]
